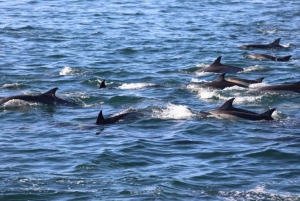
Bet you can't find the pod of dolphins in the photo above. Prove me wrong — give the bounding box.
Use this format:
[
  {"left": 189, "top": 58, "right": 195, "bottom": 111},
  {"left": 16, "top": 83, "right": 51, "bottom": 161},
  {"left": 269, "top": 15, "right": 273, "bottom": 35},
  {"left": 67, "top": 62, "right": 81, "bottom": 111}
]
[{"left": 0, "top": 38, "right": 296, "bottom": 124}]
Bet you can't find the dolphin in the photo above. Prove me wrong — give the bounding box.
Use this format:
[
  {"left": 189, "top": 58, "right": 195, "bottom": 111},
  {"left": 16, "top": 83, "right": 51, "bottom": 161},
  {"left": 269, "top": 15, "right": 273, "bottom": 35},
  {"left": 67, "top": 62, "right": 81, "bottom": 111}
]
[
  {"left": 199, "top": 98, "right": 275, "bottom": 121},
  {"left": 0, "top": 87, "right": 79, "bottom": 106},
  {"left": 200, "top": 73, "right": 246, "bottom": 89},
  {"left": 96, "top": 110, "right": 143, "bottom": 125},
  {"left": 99, "top": 80, "right": 106, "bottom": 89},
  {"left": 196, "top": 56, "right": 243, "bottom": 74},
  {"left": 238, "top": 38, "right": 285, "bottom": 49},
  {"left": 244, "top": 54, "right": 291, "bottom": 62},
  {"left": 225, "top": 76, "right": 264, "bottom": 87},
  {"left": 257, "top": 81, "right": 300, "bottom": 94}
]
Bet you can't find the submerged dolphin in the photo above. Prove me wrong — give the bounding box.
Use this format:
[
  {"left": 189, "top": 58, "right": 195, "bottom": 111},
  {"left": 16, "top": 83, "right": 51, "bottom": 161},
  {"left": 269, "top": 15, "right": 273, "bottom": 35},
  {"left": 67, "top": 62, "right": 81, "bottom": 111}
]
[
  {"left": 244, "top": 54, "right": 291, "bottom": 62},
  {"left": 0, "top": 88, "right": 78, "bottom": 106},
  {"left": 96, "top": 110, "right": 143, "bottom": 125},
  {"left": 99, "top": 80, "right": 106, "bottom": 89},
  {"left": 199, "top": 98, "right": 275, "bottom": 121},
  {"left": 225, "top": 76, "right": 264, "bottom": 87},
  {"left": 201, "top": 73, "right": 246, "bottom": 89},
  {"left": 257, "top": 81, "right": 300, "bottom": 94},
  {"left": 238, "top": 38, "right": 285, "bottom": 49},
  {"left": 196, "top": 56, "right": 243, "bottom": 74}
]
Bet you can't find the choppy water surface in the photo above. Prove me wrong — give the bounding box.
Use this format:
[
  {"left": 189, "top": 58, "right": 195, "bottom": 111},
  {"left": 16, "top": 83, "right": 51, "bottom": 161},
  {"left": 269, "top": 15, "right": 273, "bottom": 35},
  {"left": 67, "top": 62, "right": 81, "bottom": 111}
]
[{"left": 1, "top": 0, "right": 300, "bottom": 200}]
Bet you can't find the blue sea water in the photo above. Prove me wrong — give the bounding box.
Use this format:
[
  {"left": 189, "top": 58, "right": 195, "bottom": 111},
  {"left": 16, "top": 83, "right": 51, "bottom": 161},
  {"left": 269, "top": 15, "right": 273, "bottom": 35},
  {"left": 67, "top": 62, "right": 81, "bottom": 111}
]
[{"left": 1, "top": 0, "right": 300, "bottom": 200}]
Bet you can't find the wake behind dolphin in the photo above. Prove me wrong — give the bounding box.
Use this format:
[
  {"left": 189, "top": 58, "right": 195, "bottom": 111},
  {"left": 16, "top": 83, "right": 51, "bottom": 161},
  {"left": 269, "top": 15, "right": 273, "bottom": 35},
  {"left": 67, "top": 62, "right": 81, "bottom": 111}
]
[
  {"left": 199, "top": 98, "right": 275, "bottom": 121},
  {"left": 0, "top": 88, "right": 79, "bottom": 106},
  {"left": 196, "top": 56, "right": 243, "bottom": 74}
]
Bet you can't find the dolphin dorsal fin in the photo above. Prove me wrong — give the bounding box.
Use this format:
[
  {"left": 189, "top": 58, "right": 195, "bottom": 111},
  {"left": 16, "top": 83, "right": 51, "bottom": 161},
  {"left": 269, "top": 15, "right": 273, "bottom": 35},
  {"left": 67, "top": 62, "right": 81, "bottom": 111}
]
[
  {"left": 211, "top": 56, "right": 222, "bottom": 66},
  {"left": 215, "top": 73, "right": 226, "bottom": 82},
  {"left": 218, "top": 98, "right": 235, "bottom": 110},
  {"left": 255, "top": 77, "right": 264, "bottom": 83},
  {"left": 270, "top": 38, "right": 281, "bottom": 46},
  {"left": 96, "top": 110, "right": 105, "bottom": 124},
  {"left": 42, "top": 87, "right": 58, "bottom": 97},
  {"left": 99, "top": 80, "right": 106, "bottom": 89},
  {"left": 261, "top": 108, "right": 276, "bottom": 120}
]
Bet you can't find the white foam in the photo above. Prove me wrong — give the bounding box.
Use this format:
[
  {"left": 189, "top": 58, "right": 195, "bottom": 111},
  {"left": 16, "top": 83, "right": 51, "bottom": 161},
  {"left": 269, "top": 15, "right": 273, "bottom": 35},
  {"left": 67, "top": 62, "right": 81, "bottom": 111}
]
[
  {"left": 187, "top": 83, "right": 263, "bottom": 104},
  {"left": 223, "top": 85, "right": 246, "bottom": 91},
  {"left": 118, "top": 83, "right": 156, "bottom": 89},
  {"left": 152, "top": 103, "right": 195, "bottom": 119},
  {"left": 249, "top": 82, "right": 267, "bottom": 89},
  {"left": 198, "top": 88, "right": 221, "bottom": 100}
]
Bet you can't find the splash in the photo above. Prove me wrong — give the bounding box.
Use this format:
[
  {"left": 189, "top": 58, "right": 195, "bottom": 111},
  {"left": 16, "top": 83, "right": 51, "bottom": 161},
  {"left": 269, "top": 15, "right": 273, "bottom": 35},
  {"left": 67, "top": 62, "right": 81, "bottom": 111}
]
[
  {"left": 152, "top": 103, "right": 195, "bottom": 119},
  {"left": 59, "top": 66, "right": 78, "bottom": 76}
]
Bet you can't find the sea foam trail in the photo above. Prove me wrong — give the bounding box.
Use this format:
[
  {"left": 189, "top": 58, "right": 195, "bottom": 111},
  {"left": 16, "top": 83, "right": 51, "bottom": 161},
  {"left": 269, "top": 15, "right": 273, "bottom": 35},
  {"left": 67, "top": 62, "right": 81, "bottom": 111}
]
[
  {"left": 118, "top": 83, "right": 157, "bottom": 89},
  {"left": 187, "top": 83, "right": 264, "bottom": 104},
  {"left": 2, "top": 100, "right": 41, "bottom": 108}
]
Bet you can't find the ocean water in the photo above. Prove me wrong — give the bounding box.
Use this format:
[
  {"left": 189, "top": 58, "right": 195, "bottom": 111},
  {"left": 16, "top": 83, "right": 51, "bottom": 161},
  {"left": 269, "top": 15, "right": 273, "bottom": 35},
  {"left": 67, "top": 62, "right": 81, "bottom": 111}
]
[{"left": 1, "top": 0, "right": 300, "bottom": 200}]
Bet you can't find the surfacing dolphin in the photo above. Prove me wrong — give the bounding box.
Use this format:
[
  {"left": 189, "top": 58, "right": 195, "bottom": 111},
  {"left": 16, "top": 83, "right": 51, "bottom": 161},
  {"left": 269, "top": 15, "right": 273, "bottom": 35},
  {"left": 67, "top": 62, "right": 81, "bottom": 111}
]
[
  {"left": 96, "top": 110, "right": 143, "bottom": 125},
  {"left": 0, "top": 87, "right": 79, "bottom": 106},
  {"left": 199, "top": 98, "right": 275, "bottom": 121},
  {"left": 238, "top": 38, "right": 285, "bottom": 49},
  {"left": 225, "top": 76, "right": 264, "bottom": 87},
  {"left": 257, "top": 81, "right": 300, "bottom": 94},
  {"left": 200, "top": 73, "right": 246, "bottom": 89},
  {"left": 196, "top": 56, "right": 243, "bottom": 74},
  {"left": 244, "top": 54, "right": 291, "bottom": 62}
]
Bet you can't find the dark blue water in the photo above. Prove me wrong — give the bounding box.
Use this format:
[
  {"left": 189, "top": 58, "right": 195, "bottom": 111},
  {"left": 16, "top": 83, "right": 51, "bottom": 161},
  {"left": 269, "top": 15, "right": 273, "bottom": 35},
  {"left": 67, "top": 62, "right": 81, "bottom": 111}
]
[{"left": 1, "top": 0, "right": 300, "bottom": 200}]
